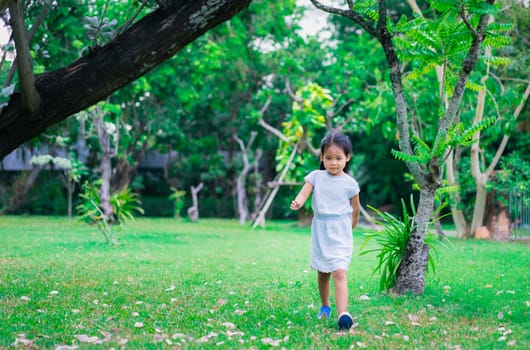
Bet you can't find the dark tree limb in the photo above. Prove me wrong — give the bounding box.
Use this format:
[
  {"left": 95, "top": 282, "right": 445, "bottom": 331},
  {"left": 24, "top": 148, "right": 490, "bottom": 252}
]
[
  {"left": 0, "top": 0, "right": 252, "bottom": 159},
  {"left": 8, "top": 0, "right": 40, "bottom": 113}
]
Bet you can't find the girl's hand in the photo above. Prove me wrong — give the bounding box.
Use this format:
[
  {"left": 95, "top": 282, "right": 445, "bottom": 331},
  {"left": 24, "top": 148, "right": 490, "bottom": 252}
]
[{"left": 290, "top": 200, "right": 302, "bottom": 210}]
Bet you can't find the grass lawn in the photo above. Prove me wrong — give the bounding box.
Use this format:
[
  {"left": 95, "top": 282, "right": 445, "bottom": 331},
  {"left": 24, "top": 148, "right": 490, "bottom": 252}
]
[{"left": 0, "top": 216, "right": 528, "bottom": 349}]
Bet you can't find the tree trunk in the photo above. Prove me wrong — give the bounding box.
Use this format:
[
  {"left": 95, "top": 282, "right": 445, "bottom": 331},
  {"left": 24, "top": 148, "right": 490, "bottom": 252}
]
[
  {"left": 99, "top": 153, "right": 114, "bottom": 222},
  {"left": 234, "top": 133, "right": 258, "bottom": 224},
  {"left": 94, "top": 114, "right": 115, "bottom": 222},
  {"left": 470, "top": 178, "right": 488, "bottom": 236},
  {"left": 67, "top": 178, "right": 73, "bottom": 219},
  {"left": 445, "top": 150, "right": 469, "bottom": 237},
  {"left": 1, "top": 164, "right": 44, "bottom": 213},
  {"left": 0, "top": 0, "right": 252, "bottom": 159},
  {"left": 250, "top": 149, "right": 263, "bottom": 221},
  {"left": 187, "top": 182, "right": 204, "bottom": 222},
  {"left": 111, "top": 158, "right": 137, "bottom": 192},
  {"left": 236, "top": 174, "right": 249, "bottom": 224},
  {"left": 395, "top": 185, "right": 435, "bottom": 294}
]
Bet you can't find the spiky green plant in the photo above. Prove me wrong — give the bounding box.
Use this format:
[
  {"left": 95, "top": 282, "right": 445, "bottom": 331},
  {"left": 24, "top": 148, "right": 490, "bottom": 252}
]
[
  {"left": 76, "top": 181, "right": 143, "bottom": 245},
  {"left": 111, "top": 187, "right": 144, "bottom": 223},
  {"left": 360, "top": 198, "right": 443, "bottom": 291}
]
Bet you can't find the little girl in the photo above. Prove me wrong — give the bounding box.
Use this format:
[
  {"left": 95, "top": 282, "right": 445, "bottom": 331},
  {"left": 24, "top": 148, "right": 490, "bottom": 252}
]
[{"left": 290, "top": 131, "right": 360, "bottom": 330}]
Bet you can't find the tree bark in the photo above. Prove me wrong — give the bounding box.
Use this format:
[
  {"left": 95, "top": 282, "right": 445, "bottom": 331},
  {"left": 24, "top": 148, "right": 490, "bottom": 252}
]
[
  {"left": 0, "top": 0, "right": 252, "bottom": 159},
  {"left": 395, "top": 186, "right": 435, "bottom": 294},
  {"left": 94, "top": 113, "right": 115, "bottom": 222},
  {"left": 445, "top": 150, "right": 469, "bottom": 237},
  {"left": 8, "top": 0, "right": 40, "bottom": 113},
  {"left": 187, "top": 182, "right": 204, "bottom": 222},
  {"left": 470, "top": 177, "right": 488, "bottom": 236},
  {"left": 234, "top": 132, "right": 257, "bottom": 224},
  {"left": 250, "top": 148, "right": 263, "bottom": 221}
]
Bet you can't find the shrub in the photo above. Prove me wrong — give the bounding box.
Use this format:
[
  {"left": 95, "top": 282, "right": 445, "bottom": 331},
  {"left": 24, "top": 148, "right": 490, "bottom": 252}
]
[
  {"left": 76, "top": 180, "right": 143, "bottom": 245},
  {"left": 360, "top": 198, "right": 443, "bottom": 291}
]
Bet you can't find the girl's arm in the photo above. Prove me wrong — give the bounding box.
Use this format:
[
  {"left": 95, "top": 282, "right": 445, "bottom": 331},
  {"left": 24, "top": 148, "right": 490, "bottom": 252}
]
[
  {"left": 350, "top": 194, "right": 360, "bottom": 228},
  {"left": 290, "top": 182, "right": 314, "bottom": 210}
]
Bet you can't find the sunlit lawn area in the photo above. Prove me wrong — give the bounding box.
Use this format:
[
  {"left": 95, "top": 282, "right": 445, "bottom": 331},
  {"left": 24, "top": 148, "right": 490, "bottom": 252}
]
[{"left": 1, "top": 216, "right": 528, "bottom": 349}]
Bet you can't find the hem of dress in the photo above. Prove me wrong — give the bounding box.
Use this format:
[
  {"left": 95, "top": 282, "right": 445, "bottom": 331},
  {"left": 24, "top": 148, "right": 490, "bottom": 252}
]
[{"left": 310, "top": 263, "right": 349, "bottom": 273}]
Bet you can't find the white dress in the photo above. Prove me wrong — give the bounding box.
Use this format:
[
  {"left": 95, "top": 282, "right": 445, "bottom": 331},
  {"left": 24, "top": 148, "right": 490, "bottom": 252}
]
[{"left": 304, "top": 170, "right": 360, "bottom": 273}]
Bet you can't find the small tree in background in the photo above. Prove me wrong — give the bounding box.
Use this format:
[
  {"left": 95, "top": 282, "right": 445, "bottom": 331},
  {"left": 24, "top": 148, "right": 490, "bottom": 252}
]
[
  {"left": 76, "top": 180, "right": 143, "bottom": 246},
  {"left": 30, "top": 151, "right": 87, "bottom": 219}
]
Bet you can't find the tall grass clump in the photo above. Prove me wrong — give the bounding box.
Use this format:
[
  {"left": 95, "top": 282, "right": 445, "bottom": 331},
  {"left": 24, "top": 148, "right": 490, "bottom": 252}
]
[{"left": 360, "top": 198, "right": 446, "bottom": 291}]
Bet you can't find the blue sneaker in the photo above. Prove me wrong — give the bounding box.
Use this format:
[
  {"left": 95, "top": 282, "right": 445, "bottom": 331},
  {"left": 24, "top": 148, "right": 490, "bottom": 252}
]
[
  {"left": 318, "top": 305, "right": 331, "bottom": 319},
  {"left": 337, "top": 311, "right": 353, "bottom": 330}
]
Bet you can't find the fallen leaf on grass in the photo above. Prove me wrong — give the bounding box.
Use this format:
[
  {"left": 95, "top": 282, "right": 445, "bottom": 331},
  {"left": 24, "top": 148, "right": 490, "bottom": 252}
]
[
  {"left": 261, "top": 337, "right": 281, "bottom": 346},
  {"left": 76, "top": 335, "right": 102, "bottom": 344},
  {"left": 227, "top": 330, "right": 244, "bottom": 337},
  {"left": 196, "top": 332, "right": 218, "bottom": 343},
  {"left": 407, "top": 314, "right": 421, "bottom": 327},
  {"left": 172, "top": 333, "right": 186, "bottom": 340},
  {"left": 55, "top": 345, "right": 78, "bottom": 350},
  {"left": 153, "top": 334, "right": 167, "bottom": 343},
  {"left": 12, "top": 334, "right": 34, "bottom": 347}
]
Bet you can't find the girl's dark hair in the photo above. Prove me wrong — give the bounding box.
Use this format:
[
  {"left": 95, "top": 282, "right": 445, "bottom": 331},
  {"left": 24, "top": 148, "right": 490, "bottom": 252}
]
[{"left": 319, "top": 130, "right": 353, "bottom": 172}]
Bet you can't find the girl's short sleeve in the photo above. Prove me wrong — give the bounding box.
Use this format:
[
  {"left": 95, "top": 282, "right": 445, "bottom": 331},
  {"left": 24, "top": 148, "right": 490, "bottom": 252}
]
[
  {"left": 304, "top": 170, "right": 317, "bottom": 185},
  {"left": 347, "top": 178, "right": 360, "bottom": 199}
]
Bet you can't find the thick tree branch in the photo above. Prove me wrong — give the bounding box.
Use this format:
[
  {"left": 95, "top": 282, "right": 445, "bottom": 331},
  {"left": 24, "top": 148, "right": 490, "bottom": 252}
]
[
  {"left": 4, "top": 1, "right": 51, "bottom": 88},
  {"left": 0, "top": 0, "right": 252, "bottom": 159},
  {"left": 441, "top": 3, "right": 494, "bottom": 135},
  {"left": 8, "top": 0, "right": 40, "bottom": 113},
  {"left": 373, "top": 1, "right": 424, "bottom": 184}
]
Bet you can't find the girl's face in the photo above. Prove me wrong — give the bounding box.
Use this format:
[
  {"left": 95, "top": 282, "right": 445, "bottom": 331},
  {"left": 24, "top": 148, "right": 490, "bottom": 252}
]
[{"left": 321, "top": 143, "right": 350, "bottom": 176}]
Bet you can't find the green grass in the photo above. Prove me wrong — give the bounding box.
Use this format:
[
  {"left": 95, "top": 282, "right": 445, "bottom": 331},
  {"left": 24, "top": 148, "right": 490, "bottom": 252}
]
[{"left": 0, "top": 216, "right": 528, "bottom": 349}]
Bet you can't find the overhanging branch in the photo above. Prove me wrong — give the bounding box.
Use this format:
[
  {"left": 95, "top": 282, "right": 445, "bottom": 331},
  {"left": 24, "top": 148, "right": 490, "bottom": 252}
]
[{"left": 0, "top": 0, "right": 253, "bottom": 159}]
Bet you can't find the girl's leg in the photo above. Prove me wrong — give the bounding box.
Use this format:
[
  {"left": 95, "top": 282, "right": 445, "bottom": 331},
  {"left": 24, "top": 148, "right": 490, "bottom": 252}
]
[
  {"left": 317, "top": 271, "right": 331, "bottom": 307},
  {"left": 331, "top": 269, "right": 348, "bottom": 315}
]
